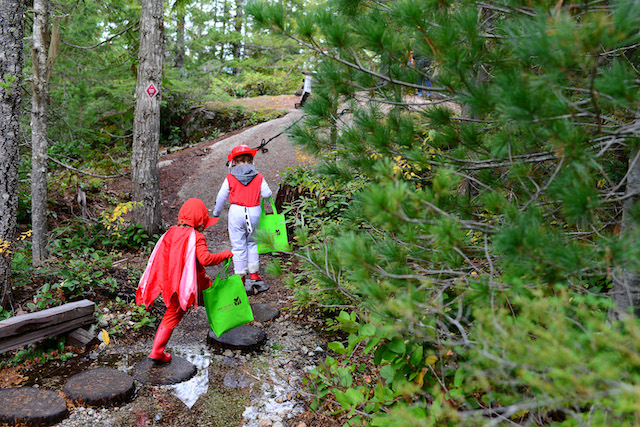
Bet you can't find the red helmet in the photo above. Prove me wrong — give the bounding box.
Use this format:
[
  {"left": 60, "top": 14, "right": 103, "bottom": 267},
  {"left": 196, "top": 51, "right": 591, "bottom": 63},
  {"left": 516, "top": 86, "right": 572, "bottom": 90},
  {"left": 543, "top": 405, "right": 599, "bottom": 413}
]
[{"left": 228, "top": 144, "right": 257, "bottom": 162}]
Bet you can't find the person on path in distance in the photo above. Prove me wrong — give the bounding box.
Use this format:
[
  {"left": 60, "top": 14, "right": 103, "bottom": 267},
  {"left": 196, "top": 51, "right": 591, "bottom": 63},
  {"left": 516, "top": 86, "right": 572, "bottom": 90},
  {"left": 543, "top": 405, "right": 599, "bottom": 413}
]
[
  {"left": 212, "top": 144, "right": 273, "bottom": 295},
  {"left": 136, "top": 198, "right": 233, "bottom": 363},
  {"left": 295, "top": 71, "right": 313, "bottom": 108}
]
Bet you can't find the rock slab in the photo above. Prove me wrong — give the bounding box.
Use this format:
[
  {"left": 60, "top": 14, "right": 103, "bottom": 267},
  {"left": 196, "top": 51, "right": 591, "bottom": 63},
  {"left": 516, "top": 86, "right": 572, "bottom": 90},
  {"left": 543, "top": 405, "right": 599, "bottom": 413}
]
[
  {"left": 133, "top": 355, "right": 197, "bottom": 385},
  {"left": 251, "top": 303, "right": 280, "bottom": 322},
  {"left": 63, "top": 367, "right": 135, "bottom": 407},
  {"left": 0, "top": 387, "right": 68, "bottom": 426},
  {"left": 208, "top": 325, "right": 266, "bottom": 350}
]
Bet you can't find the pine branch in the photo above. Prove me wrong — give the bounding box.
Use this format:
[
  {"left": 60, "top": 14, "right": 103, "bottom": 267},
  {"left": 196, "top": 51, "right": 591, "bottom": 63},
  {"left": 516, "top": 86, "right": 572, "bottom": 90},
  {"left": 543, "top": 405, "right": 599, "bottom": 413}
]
[
  {"left": 477, "top": 2, "right": 537, "bottom": 17},
  {"left": 48, "top": 155, "right": 127, "bottom": 179},
  {"left": 520, "top": 155, "right": 565, "bottom": 212},
  {"left": 282, "top": 32, "right": 439, "bottom": 93},
  {"left": 62, "top": 23, "right": 138, "bottom": 50}
]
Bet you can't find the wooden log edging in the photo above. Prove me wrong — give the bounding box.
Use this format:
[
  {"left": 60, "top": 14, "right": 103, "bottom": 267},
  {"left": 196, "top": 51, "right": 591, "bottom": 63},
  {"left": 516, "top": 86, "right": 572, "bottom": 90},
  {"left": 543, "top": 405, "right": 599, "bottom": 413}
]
[{"left": 0, "top": 299, "right": 95, "bottom": 353}]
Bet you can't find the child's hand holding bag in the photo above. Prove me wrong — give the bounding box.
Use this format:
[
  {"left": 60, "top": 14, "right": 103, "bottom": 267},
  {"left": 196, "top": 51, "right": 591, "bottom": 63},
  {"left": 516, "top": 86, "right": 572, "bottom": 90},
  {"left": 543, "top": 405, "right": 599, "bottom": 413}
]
[{"left": 202, "top": 259, "right": 254, "bottom": 336}]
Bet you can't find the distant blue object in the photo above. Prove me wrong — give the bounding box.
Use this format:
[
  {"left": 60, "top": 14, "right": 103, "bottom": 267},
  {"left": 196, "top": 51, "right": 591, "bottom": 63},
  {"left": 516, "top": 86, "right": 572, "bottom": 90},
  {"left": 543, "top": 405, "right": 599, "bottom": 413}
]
[{"left": 416, "top": 91, "right": 423, "bottom": 97}]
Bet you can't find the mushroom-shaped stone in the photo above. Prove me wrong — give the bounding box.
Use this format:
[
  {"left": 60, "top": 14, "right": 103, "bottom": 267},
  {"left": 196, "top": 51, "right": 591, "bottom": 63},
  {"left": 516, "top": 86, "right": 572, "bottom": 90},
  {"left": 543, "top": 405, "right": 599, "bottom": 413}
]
[
  {"left": 63, "top": 367, "right": 135, "bottom": 407},
  {"left": 0, "top": 387, "right": 68, "bottom": 426},
  {"left": 207, "top": 325, "right": 266, "bottom": 350},
  {"left": 250, "top": 303, "right": 280, "bottom": 322},
  {"left": 133, "top": 355, "right": 197, "bottom": 386}
]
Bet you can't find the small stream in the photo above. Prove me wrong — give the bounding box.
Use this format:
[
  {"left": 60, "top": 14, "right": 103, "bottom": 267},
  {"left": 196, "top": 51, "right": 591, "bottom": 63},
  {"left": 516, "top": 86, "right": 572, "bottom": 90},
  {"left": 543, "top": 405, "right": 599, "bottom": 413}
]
[
  {"left": 167, "top": 345, "right": 212, "bottom": 408},
  {"left": 34, "top": 311, "right": 325, "bottom": 426}
]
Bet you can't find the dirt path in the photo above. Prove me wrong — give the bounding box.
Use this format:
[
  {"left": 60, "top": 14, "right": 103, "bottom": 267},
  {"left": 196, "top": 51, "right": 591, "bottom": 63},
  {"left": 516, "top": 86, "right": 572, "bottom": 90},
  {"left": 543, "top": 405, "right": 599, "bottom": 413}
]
[
  {"left": 47, "top": 99, "right": 326, "bottom": 427},
  {"left": 177, "top": 107, "right": 306, "bottom": 250}
]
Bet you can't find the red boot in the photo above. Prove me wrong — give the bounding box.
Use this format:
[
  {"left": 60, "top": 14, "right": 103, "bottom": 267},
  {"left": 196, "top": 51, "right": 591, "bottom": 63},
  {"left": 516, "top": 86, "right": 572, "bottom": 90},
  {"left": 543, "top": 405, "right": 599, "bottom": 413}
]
[{"left": 149, "top": 325, "right": 173, "bottom": 363}]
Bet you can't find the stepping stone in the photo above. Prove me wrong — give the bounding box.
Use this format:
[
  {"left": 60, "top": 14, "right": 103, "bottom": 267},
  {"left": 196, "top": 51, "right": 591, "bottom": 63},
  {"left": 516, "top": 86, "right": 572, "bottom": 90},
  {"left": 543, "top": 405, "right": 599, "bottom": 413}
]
[
  {"left": 64, "top": 368, "right": 135, "bottom": 407},
  {"left": 251, "top": 303, "right": 280, "bottom": 322},
  {"left": 246, "top": 281, "right": 270, "bottom": 296},
  {"left": 0, "top": 387, "right": 68, "bottom": 426},
  {"left": 133, "top": 355, "right": 197, "bottom": 386},
  {"left": 207, "top": 325, "right": 266, "bottom": 350}
]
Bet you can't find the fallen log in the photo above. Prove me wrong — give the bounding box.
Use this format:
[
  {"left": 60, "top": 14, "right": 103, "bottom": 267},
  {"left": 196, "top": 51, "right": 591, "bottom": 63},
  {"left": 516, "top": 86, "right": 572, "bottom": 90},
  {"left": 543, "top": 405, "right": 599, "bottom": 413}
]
[{"left": 0, "top": 299, "right": 95, "bottom": 353}]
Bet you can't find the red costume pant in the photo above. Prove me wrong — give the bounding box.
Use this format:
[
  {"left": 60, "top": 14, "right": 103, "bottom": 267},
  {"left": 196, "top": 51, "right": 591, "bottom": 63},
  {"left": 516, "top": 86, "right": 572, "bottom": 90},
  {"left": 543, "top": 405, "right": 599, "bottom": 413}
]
[
  {"left": 159, "top": 294, "right": 186, "bottom": 329},
  {"left": 158, "top": 274, "right": 210, "bottom": 329}
]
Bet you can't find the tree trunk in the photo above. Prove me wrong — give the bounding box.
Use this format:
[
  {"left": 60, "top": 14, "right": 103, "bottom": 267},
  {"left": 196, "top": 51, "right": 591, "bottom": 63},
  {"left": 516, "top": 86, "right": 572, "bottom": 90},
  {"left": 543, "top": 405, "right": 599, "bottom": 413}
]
[
  {"left": 175, "top": 8, "right": 185, "bottom": 72},
  {"left": 31, "top": 0, "right": 51, "bottom": 266},
  {"left": 219, "top": 0, "right": 229, "bottom": 60},
  {"left": 0, "top": 0, "right": 25, "bottom": 309},
  {"left": 232, "top": 0, "right": 243, "bottom": 74},
  {"left": 612, "top": 146, "right": 640, "bottom": 316},
  {"left": 132, "top": 0, "right": 164, "bottom": 235}
]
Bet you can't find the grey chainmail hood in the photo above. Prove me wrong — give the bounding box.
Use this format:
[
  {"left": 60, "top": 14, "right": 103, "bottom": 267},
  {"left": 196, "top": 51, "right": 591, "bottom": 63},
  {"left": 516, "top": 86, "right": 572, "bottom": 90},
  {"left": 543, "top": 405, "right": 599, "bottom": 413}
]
[{"left": 231, "top": 163, "right": 258, "bottom": 186}]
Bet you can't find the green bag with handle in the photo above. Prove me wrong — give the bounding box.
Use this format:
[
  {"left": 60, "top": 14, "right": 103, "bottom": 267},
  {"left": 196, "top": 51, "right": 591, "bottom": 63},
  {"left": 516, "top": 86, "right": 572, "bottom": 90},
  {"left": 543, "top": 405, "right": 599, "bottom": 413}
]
[
  {"left": 257, "top": 197, "right": 291, "bottom": 254},
  {"left": 202, "top": 259, "right": 254, "bottom": 336}
]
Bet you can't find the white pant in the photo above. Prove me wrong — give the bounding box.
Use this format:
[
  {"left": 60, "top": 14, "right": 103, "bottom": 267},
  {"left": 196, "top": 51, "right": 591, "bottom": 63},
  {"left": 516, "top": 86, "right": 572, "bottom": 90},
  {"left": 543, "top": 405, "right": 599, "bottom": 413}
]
[{"left": 228, "top": 204, "right": 261, "bottom": 275}]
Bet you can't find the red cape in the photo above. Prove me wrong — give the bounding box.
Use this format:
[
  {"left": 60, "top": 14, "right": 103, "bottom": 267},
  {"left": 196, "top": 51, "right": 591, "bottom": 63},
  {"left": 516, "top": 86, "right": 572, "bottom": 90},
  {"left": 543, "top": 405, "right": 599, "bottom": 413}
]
[{"left": 136, "top": 227, "right": 198, "bottom": 311}]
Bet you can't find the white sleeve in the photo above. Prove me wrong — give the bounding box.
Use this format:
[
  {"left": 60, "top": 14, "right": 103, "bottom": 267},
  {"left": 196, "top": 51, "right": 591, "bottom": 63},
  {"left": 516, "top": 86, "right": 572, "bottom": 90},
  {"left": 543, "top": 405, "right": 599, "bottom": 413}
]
[
  {"left": 212, "top": 178, "right": 230, "bottom": 216},
  {"left": 261, "top": 179, "right": 273, "bottom": 199}
]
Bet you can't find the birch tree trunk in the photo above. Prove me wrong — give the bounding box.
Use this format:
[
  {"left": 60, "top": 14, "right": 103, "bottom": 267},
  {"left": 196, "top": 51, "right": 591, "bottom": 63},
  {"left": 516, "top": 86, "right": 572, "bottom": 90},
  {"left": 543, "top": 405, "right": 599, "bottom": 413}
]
[
  {"left": 132, "top": 0, "right": 164, "bottom": 235},
  {"left": 612, "top": 144, "right": 640, "bottom": 317},
  {"left": 0, "top": 0, "right": 25, "bottom": 309},
  {"left": 31, "top": 0, "right": 51, "bottom": 265}
]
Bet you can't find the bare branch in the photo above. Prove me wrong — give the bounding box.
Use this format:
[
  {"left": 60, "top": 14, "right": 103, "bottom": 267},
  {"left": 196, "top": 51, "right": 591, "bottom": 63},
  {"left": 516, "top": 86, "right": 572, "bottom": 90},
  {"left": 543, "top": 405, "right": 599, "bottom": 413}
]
[{"left": 62, "top": 24, "right": 138, "bottom": 50}]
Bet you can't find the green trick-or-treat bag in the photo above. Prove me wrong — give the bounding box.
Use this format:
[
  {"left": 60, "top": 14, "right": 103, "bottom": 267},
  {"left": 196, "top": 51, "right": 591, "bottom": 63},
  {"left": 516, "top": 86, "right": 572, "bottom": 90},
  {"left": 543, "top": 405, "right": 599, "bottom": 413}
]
[
  {"left": 203, "top": 260, "right": 254, "bottom": 336},
  {"left": 257, "top": 197, "right": 291, "bottom": 254}
]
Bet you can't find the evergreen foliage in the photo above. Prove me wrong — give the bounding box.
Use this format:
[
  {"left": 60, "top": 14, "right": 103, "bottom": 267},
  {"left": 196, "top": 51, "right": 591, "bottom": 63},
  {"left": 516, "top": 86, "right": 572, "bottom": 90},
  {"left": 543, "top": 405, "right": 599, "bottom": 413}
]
[
  {"left": 250, "top": 0, "right": 640, "bottom": 424},
  {"left": 10, "top": 0, "right": 304, "bottom": 311},
  {"left": 18, "top": 0, "right": 303, "bottom": 174}
]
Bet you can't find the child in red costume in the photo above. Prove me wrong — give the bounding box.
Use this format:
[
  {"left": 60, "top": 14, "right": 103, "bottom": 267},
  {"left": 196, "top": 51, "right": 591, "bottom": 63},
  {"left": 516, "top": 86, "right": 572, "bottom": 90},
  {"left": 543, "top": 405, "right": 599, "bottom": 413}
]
[
  {"left": 212, "top": 145, "right": 272, "bottom": 294},
  {"left": 136, "top": 198, "right": 233, "bottom": 363}
]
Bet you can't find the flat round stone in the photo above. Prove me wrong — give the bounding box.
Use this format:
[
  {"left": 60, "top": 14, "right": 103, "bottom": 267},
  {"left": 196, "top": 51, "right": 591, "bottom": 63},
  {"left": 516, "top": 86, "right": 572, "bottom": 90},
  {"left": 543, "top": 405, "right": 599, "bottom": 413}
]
[
  {"left": 0, "top": 387, "right": 68, "bottom": 426},
  {"left": 133, "top": 355, "right": 197, "bottom": 386},
  {"left": 251, "top": 303, "right": 280, "bottom": 322},
  {"left": 63, "top": 368, "right": 135, "bottom": 407},
  {"left": 207, "top": 325, "right": 266, "bottom": 350},
  {"left": 248, "top": 281, "right": 270, "bottom": 295}
]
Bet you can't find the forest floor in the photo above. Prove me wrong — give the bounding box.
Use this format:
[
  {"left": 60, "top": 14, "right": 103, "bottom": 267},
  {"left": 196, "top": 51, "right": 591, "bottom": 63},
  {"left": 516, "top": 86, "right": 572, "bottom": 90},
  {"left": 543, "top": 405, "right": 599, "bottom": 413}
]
[
  {"left": 1, "top": 94, "right": 338, "bottom": 427},
  {"left": 3, "top": 92, "right": 440, "bottom": 426}
]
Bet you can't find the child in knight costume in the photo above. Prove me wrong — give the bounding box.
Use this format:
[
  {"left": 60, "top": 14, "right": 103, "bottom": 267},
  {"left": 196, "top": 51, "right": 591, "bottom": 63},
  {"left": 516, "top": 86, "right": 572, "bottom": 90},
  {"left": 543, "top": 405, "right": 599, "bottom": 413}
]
[
  {"left": 212, "top": 144, "right": 273, "bottom": 294},
  {"left": 136, "top": 198, "right": 233, "bottom": 363}
]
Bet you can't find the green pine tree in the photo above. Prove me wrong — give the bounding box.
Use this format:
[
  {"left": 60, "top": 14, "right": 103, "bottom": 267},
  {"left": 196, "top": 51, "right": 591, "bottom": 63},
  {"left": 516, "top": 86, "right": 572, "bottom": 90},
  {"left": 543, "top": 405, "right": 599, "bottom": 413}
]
[{"left": 249, "top": 0, "right": 640, "bottom": 424}]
